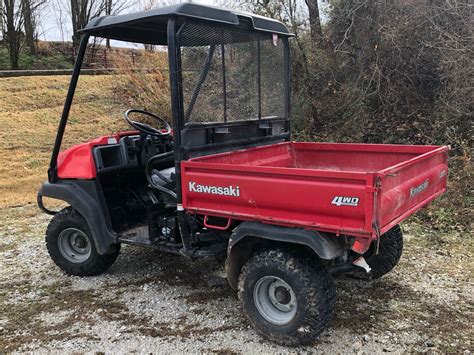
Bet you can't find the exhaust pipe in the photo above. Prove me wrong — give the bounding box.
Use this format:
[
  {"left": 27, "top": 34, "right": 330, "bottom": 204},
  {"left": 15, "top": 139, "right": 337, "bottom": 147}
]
[{"left": 328, "top": 257, "right": 371, "bottom": 276}]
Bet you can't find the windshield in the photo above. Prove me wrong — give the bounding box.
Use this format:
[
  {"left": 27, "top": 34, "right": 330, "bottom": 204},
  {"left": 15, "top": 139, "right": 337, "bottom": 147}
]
[{"left": 179, "top": 22, "right": 287, "bottom": 124}]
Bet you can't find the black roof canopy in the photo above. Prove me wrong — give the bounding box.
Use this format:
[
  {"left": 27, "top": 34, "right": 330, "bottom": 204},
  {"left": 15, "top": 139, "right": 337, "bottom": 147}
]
[{"left": 79, "top": 3, "right": 292, "bottom": 45}]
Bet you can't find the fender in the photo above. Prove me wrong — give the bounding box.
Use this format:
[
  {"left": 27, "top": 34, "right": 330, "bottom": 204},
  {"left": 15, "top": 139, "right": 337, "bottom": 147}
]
[
  {"left": 39, "top": 180, "right": 117, "bottom": 255},
  {"left": 225, "top": 221, "right": 347, "bottom": 289}
]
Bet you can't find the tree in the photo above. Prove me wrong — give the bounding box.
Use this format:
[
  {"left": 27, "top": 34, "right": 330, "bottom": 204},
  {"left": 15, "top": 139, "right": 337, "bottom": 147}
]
[
  {"left": 104, "top": 0, "right": 129, "bottom": 48},
  {"left": 104, "top": 0, "right": 111, "bottom": 48},
  {"left": 70, "top": 0, "right": 105, "bottom": 47},
  {"left": 52, "top": 0, "right": 67, "bottom": 42},
  {"left": 21, "top": 0, "right": 36, "bottom": 54},
  {"left": 136, "top": 0, "right": 162, "bottom": 51},
  {"left": 3, "top": 0, "right": 23, "bottom": 69},
  {"left": 0, "top": 1, "right": 4, "bottom": 40},
  {"left": 305, "top": 0, "right": 323, "bottom": 48},
  {"left": 68, "top": 0, "right": 130, "bottom": 47}
]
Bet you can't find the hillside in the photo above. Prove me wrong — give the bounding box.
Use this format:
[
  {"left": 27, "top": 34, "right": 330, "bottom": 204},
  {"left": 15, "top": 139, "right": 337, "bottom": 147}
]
[
  {"left": 0, "top": 74, "right": 472, "bottom": 353},
  {"left": 0, "top": 74, "right": 469, "bottom": 230},
  {"left": 0, "top": 75, "right": 128, "bottom": 207}
]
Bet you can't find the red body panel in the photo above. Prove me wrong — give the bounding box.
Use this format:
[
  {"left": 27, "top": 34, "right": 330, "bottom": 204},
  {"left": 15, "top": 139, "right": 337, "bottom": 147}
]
[
  {"left": 181, "top": 142, "right": 448, "bottom": 238},
  {"left": 57, "top": 131, "right": 138, "bottom": 179}
]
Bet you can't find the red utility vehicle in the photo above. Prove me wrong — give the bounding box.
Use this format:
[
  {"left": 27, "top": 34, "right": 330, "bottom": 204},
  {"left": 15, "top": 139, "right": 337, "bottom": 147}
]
[{"left": 38, "top": 4, "right": 449, "bottom": 345}]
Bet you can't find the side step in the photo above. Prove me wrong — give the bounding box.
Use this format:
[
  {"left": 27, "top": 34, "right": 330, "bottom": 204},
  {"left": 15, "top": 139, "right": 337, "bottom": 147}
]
[
  {"left": 183, "top": 242, "right": 227, "bottom": 258},
  {"left": 118, "top": 226, "right": 226, "bottom": 258}
]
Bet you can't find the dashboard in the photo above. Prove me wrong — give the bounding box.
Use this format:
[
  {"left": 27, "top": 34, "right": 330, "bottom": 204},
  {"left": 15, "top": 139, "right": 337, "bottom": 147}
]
[{"left": 93, "top": 134, "right": 174, "bottom": 174}]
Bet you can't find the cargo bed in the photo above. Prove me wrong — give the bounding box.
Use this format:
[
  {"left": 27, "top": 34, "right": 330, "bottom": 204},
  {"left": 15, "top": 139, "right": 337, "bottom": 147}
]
[{"left": 181, "top": 142, "right": 448, "bottom": 239}]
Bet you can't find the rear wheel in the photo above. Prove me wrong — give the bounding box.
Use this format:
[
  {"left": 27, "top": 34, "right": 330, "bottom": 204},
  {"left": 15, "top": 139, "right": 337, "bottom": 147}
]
[
  {"left": 46, "top": 207, "right": 120, "bottom": 276},
  {"left": 238, "top": 248, "right": 335, "bottom": 346},
  {"left": 352, "top": 225, "right": 403, "bottom": 280}
]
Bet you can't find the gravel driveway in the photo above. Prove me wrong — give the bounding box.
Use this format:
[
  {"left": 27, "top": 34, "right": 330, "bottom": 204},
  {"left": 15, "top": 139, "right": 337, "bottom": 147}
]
[{"left": 1, "top": 206, "right": 472, "bottom": 353}]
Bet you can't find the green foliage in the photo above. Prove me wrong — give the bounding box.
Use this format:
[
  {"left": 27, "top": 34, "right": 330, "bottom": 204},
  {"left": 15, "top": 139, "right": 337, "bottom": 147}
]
[
  {"left": 0, "top": 48, "right": 11, "bottom": 70},
  {"left": 273, "top": 0, "right": 473, "bottom": 232},
  {"left": 0, "top": 47, "right": 73, "bottom": 70},
  {"left": 18, "top": 52, "right": 73, "bottom": 70}
]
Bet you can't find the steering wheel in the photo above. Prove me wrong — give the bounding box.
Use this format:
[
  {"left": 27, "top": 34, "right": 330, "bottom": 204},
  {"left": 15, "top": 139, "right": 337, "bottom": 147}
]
[{"left": 124, "top": 109, "right": 172, "bottom": 136}]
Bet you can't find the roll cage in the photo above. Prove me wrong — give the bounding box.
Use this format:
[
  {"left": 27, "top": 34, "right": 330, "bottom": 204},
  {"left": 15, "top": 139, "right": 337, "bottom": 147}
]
[{"left": 48, "top": 4, "right": 293, "bottom": 212}]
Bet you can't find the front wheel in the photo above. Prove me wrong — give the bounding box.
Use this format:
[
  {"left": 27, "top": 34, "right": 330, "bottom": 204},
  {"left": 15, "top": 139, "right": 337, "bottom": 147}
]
[
  {"left": 238, "top": 249, "right": 335, "bottom": 346},
  {"left": 46, "top": 207, "right": 120, "bottom": 276}
]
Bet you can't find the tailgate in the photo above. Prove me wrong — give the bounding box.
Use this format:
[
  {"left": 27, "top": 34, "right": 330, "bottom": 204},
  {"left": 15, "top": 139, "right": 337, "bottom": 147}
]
[{"left": 376, "top": 146, "right": 449, "bottom": 234}]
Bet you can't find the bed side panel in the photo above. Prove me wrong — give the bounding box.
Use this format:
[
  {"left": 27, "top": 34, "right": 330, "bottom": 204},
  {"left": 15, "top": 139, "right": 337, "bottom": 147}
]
[{"left": 181, "top": 163, "right": 372, "bottom": 235}]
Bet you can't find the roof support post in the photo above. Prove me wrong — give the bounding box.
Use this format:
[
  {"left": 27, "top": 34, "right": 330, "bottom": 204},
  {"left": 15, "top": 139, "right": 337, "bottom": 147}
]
[
  {"left": 167, "top": 17, "right": 182, "bottom": 199},
  {"left": 257, "top": 39, "right": 262, "bottom": 119},
  {"left": 167, "top": 18, "right": 193, "bottom": 254},
  {"left": 221, "top": 42, "right": 227, "bottom": 122},
  {"left": 283, "top": 37, "right": 291, "bottom": 140},
  {"left": 48, "top": 34, "right": 90, "bottom": 183}
]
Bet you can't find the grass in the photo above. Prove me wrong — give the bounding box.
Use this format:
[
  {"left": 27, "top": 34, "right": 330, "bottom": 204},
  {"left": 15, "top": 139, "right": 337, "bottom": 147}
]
[
  {"left": 0, "top": 48, "right": 73, "bottom": 70},
  {"left": 0, "top": 74, "right": 129, "bottom": 208}
]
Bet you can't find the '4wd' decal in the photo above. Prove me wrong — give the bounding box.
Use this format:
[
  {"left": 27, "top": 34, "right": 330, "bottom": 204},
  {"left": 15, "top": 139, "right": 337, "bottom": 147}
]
[{"left": 332, "top": 196, "right": 359, "bottom": 207}]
